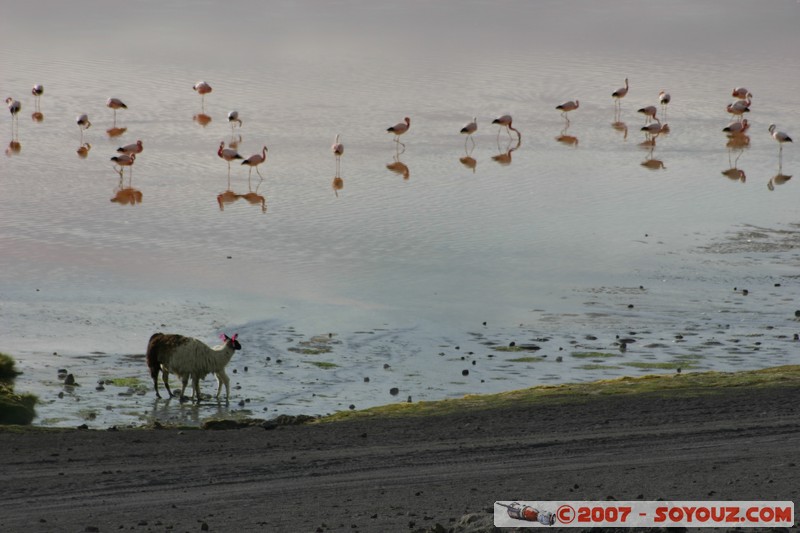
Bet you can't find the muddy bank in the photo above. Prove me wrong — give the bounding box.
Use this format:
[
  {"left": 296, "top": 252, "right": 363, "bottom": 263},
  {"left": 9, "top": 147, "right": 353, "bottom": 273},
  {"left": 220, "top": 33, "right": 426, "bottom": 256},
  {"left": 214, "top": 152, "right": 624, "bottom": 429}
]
[{"left": 1, "top": 369, "right": 798, "bottom": 532}]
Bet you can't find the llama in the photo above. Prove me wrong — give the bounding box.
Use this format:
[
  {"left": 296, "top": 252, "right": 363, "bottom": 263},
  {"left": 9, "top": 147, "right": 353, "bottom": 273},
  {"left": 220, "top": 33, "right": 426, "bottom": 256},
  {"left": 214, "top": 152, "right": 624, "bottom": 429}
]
[{"left": 146, "top": 332, "right": 241, "bottom": 403}]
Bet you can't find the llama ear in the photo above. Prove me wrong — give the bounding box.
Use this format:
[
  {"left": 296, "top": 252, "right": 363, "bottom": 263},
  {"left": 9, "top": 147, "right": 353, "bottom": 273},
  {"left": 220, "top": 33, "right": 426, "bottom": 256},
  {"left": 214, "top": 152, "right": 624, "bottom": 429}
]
[
  {"left": 232, "top": 333, "right": 238, "bottom": 341},
  {"left": 220, "top": 333, "right": 228, "bottom": 341}
]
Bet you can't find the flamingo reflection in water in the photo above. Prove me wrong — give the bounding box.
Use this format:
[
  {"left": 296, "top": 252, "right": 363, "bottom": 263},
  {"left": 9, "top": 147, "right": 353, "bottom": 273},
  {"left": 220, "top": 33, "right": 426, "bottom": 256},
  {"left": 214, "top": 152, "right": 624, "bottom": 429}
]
[
  {"left": 5, "top": 140, "right": 21, "bottom": 157},
  {"left": 217, "top": 178, "right": 266, "bottom": 213},
  {"left": 612, "top": 120, "right": 628, "bottom": 140},
  {"left": 77, "top": 143, "right": 91, "bottom": 159},
  {"left": 387, "top": 153, "right": 410, "bottom": 180},
  {"left": 641, "top": 144, "right": 666, "bottom": 171},
  {"left": 193, "top": 113, "right": 212, "bottom": 127},
  {"left": 767, "top": 173, "right": 792, "bottom": 191},
  {"left": 106, "top": 126, "right": 127, "bottom": 138},
  {"left": 111, "top": 184, "right": 143, "bottom": 206},
  {"left": 556, "top": 121, "right": 578, "bottom": 148},
  {"left": 492, "top": 135, "right": 521, "bottom": 166}
]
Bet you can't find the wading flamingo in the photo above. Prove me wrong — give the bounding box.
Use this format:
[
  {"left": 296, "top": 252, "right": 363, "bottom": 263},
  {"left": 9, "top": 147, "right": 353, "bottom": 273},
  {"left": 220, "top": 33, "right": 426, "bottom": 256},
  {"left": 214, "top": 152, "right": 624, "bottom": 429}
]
[
  {"left": 116, "top": 139, "right": 143, "bottom": 155},
  {"left": 659, "top": 90, "right": 670, "bottom": 117},
  {"left": 769, "top": 124, "right": 792, "bottom": 155},
  {"left": 111, "top": 153, "right": 136, "bottom": 179},
  {"left": 241, "top": 145, "right": 268, "bottom": 183},
  {"left": 31, "top": 84, "right": 43, "bottom": 112},
  {"left": 332, "top": 134, "right": 344, "bottom": 175},
  {"left": 193, "top": 81, "right": 212, "bottom": 110},
  {"left": 492, "top": 114, "right": 521, "bottom": 142},
  {"left": 387, "top": 117, "right": 411, "bottom": 150},
  {"left": 556, "top": 100, "right": 579, "bottom": 121},
  {"left": 77, "top": 114, "right": 91, "bottom": 143},
  {"left": 218, "top": 141, "right": 243, "bottom": 186},
  {"left": 637, "top": 105, "right": 657, "bottom": 124},
  {"left": 107, "top": 98, "right": 127, "bottom": 125},
  {"left": 460, "top": 117, "right": 477, "bottom": 148}
]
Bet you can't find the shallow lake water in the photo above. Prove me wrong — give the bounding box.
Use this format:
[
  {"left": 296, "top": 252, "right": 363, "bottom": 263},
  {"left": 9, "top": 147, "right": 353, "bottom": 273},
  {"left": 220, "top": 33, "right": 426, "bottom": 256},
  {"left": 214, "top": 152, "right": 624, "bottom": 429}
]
[{"left": 1, "top": 0, "right": 799, "bottom": 427}]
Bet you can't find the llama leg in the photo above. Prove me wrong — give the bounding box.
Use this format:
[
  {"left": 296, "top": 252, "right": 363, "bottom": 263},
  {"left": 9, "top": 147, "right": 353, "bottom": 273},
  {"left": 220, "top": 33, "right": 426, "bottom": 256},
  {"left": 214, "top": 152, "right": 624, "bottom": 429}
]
[
  {"left": 215, "top": 370, "right": 230, "bottom": 402},
  {"left": 179, "top": 375, "right": 189, "bottom": 402},
  {"left": 161, "top": 366, "right": 173, "bottom": 398},
  {"left": 150, "top": 365, "right": 162, "bottom": 398},
  {"left": 193, "top": 375, "right": 201, "bottom": 404}
]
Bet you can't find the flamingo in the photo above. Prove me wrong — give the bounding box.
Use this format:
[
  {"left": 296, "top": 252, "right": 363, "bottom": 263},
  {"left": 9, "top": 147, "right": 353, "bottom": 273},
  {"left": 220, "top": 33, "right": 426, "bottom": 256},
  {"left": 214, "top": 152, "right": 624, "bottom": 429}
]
[
  {"left": 193, "top": 81, "right": 212, "bottom": 109},
  {"left": 241, "top": 145, "right": 268, "bottom": 183},
  {"left": 727, "top": 99, "right": 750, "bottom": 120},
  {"left": 31, "top": 84, "right": 43, "bottom": 112},
  {"left": 387, "top": 117, "right": 411, "bottom": 150},
  {"left": 641, "top": 122, "right": 668, "bottom": 140},
  {"left": 460, "top": 117, "right": 477, "bottom": 148},
  {"left": 491, "top": 114, "right": 521, "bottom": 142},
  {"left": 6, "top": 97, "right": 21, "bottom": 138},
  {"left": 111, "top": 153, "right": 136, "bottom": 179},
  {"left": 332, "top": 134, "right": 344, "bottom": 175},
  {"left": 117, "top": 139, "right": 143, "bottom": 155},
  {"left": 556, "top": 100, "right": 579, "bottom": 121},
  {"left": 769, "top": 124, "right": 792, "bottom": 155},
  {"left": 76, "top": 114, "right": 91, "bottom": 143},
  {"left": 612, "top": 78, "right": 629, "bottom": 109},
  {"left": 659, "top": 90, "right": 671, "bottom": 117},
  {"left": 722, "top": 119, "right": 749, "bottom": 135},
  {"left": 227, "top": 110, "right": 242, "bottom": 132},
  {"left": 732, "top": 87, "right": 752, "bottom": 99},
  {"left": 218, "top": 141, "right": 243, "bottom": 185},
  {"left": 637, "top": 105, "right": 657, "bottom": 124},
  {"left": 107, "top": 98, "right": 127, "bottom": 125}
]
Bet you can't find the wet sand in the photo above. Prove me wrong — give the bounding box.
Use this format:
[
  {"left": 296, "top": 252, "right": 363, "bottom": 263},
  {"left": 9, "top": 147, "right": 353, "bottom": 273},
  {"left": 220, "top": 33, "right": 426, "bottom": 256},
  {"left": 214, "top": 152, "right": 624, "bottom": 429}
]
[{"left": 1, "top": 376, "right": 798, "bottom": 532}]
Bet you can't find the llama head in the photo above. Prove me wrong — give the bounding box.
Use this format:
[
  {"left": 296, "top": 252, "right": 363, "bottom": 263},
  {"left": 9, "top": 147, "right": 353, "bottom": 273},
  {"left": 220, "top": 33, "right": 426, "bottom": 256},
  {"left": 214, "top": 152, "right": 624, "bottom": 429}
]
[{"left": 220, "top": 333, "right": 242, "bottom": 350}]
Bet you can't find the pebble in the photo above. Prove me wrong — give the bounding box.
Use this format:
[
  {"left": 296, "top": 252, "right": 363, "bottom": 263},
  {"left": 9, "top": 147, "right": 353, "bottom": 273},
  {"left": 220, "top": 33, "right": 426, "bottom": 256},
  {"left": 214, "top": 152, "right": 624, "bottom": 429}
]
[
  {"left": 462, "top": 369, "right": 469, "bottom": 376},
  {"left": 389, "top": 387, "right": 399, "bottom": 396}
]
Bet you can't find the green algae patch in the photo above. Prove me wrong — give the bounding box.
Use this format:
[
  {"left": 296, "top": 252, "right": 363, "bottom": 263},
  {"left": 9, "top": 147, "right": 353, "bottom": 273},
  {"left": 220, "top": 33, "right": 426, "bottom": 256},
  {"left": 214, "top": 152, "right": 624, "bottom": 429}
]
[
  {"left": 577, "top": 364, "right": 624, "bottom": 371},
  {"left": 507, "top": 356, "right": 545, "bottom": 363},
  {"left": 0, "top": 353, "right": 21, "bottom": 382},
  {"left": 0, "top": 385, "right": 38, "bottom": 425},
  {"left": 317, "top": 365, "right": 800, "bottom": 423},
  {"left": 623, "top": 361, "right": 700, "bottom": 370},
  {"left": 0, "top": 352, "right": 38, "bottom": 425},
  {"left": 288, "top": 334, "right": 339, "bottom": 355},
  {"left": 571, "top": 352, "right": 620, "bottom": 359},
  {"left": 305, "top": 361, "right": 339, "bottom": 369}
]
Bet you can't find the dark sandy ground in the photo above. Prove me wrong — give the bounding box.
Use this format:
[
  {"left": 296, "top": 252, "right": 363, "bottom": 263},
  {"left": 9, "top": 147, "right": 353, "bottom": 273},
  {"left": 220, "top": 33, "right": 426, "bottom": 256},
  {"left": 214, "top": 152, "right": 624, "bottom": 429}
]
[{"left": 0, "top": 382, "right": 798, "bottom": 533}]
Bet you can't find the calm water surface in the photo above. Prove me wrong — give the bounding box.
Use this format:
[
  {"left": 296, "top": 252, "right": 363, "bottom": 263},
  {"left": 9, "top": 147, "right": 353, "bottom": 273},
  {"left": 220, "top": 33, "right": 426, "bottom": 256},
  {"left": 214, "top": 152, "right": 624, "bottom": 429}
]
[{"left": 1, "top": 0, "right": 799, "bottom": 426}]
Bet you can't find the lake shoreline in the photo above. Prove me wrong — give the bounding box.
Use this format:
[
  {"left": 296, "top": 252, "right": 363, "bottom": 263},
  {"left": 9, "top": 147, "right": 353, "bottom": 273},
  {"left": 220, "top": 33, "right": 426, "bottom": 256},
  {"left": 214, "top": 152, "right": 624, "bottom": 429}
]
[{"left": 2, "top": 366, "right": 798, "bottom": 531}]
